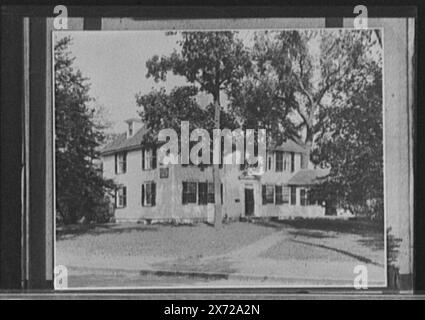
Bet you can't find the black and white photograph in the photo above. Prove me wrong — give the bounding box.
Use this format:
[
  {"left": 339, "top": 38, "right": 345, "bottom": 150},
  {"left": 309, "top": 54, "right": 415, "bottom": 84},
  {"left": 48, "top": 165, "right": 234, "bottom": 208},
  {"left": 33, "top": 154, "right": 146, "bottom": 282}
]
[
  {"left": 53, "top": 27, "right": 388, "bottom": 289},
  {"left": 0, "top": 5, "right": 419, "bottom": 299}
]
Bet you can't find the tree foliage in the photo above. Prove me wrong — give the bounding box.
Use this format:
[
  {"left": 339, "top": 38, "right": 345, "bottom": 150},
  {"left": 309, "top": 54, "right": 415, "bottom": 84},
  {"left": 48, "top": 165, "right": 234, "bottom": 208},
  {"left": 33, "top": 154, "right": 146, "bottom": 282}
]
[
  {"left": 312, "top": 57, "right": 383, "bottom": 218},
  {"left": 55, "top": 36, "right": 115, "bottom": 224},
  {"left": 140, "top": 30, "right": 384, "bottom": 219}
]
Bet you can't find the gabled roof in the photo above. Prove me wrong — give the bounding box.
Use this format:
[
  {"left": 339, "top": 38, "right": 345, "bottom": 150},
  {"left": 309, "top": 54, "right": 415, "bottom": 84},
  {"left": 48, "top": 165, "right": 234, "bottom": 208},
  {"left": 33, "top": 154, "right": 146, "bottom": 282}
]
[
  {"left": 268, "top": 139, "right": 306, "bottom": 153},
  {"left": 287, "top": 168, "right": 330, "bottom": 186},
  {"left": 100, "top": 127, "right": 149, "bottom": 156},
  {"left": 101, "top": 126, "right": 307, "bottom": 157}
]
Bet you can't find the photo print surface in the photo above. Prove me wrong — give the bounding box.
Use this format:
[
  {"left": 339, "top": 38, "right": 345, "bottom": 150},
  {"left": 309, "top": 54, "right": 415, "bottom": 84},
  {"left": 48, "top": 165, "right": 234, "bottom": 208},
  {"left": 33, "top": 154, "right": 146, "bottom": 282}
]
[{"left": 54, "top": 27, "right": 386, "bottom": 289}]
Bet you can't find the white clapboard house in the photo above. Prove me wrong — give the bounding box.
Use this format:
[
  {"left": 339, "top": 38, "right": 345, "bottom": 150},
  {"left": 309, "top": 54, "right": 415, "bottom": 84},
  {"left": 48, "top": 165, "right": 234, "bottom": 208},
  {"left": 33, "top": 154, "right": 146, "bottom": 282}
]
[{"left": 100, "top": 118, "right": 331, "bottom": 223}]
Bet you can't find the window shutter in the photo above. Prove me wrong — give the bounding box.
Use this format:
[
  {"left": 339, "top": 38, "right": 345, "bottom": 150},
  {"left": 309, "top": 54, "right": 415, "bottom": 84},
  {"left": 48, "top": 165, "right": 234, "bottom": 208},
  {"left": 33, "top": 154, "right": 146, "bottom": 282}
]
[
  {"left": 141, "top": 184, "right": 145, "bottom": 206},
  {"left": 275, "top": 185, "right": 283, "bottom": 204},
  {"left": 122, "top": 187, "right": 127, "bottom": 207},
  {"left": 142, "top": 148, "right": 145, "bottom": 170},
  {"left": 123, "top": 152, "right": 127, "bottom": 173},
  {"left": 114, "top": 154, "right": 118, "bottom": 174},
  {"left": 182, "top": 182, "right": 187, "bottom": 204},
  {"left": 198, "top": 182, "right": 207, "bottom": 205},
  {"left": 152, "top": 148, "right": 157, "bottom": 169},
  {"left": 220, "top": 183, "right": 223, "bottom": 204},
  {"left": 152, "top": 182, "right": 156, "bottom": 206},
  {"left": 291, "top": 186, "right": 296, "bottom": 205},
  {"left": 291, "top": 152, "right": 295, "bottom": 172},
  {"left": 262, "top": 185, "right": 267, "bottom": 204}
]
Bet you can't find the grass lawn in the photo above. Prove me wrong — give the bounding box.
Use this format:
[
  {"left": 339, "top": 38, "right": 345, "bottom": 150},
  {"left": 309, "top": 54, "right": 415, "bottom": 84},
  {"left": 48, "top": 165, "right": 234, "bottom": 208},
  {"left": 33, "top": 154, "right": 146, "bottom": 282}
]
[
  {"left": 56, "top": 218, "right": 386, "bottom": 287},
  {"left": 57, "top": 221, "right": 276, "bottom": 260}
]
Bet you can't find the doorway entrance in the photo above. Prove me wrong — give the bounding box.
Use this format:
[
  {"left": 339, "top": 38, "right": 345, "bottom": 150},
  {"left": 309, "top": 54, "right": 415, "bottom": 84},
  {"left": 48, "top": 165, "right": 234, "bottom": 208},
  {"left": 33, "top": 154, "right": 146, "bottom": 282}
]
[{"left": 244, "top": 188, "right": 255, "bottom": 216}]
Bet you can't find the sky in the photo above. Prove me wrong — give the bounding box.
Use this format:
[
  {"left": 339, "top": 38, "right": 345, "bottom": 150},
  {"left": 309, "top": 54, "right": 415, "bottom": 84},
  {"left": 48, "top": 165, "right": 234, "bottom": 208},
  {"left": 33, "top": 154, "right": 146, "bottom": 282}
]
[
  {"left": 54, "top": 29, "right": 381, "bottom": 134},
  {"left": 55, "top": 31, "right": 192, "bottom": 133},
  {"left": 55, "top": 31, "right": 249, "bottom": 133}
]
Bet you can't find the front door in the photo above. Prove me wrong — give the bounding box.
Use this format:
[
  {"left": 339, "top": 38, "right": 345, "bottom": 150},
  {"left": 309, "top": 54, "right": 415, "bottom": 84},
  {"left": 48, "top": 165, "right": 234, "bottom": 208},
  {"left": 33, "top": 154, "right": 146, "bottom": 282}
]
[{"left": 244, "top": 188, "right": 255, "bottom": 216}]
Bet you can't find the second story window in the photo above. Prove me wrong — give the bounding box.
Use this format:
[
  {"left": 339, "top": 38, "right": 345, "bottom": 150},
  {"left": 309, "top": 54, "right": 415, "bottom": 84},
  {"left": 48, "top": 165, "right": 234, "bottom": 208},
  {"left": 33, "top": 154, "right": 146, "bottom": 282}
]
[
  {"left": 115, "top": 152, "right": 127, "bottom": 174},
  {"left": 275, "top": 151, "right": 283, "bottom": 172},
  {"left": 283, "top": 153, "right": 290, "bottom": 171},
  {"left": 142, "top": 148, "right": 157, "bottom": 170},
  {"left": 291, "top": 152, "right": 295, "bottom": 172}
]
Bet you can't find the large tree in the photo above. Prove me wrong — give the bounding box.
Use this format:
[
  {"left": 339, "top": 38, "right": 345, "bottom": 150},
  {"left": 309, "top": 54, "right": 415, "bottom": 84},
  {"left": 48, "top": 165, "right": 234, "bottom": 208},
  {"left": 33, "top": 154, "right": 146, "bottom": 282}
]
[
  {"left": 312, "top": 54, "right": 383, "bottom": 218},
  {"left": 250, "top": 30, "right": 377, "bottom": 167},
  {"left": 145, "top": 31, "right": 251, "bottom": 228},
  {"left": 55, "top": 36, "right": 115, "bottom": 224}
]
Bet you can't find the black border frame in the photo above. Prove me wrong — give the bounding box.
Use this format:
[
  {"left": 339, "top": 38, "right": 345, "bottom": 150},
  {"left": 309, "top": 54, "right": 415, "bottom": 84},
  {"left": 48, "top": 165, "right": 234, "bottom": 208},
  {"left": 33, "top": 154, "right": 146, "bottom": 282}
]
[{"left": 0, "top": 1, "right": 423, "bottom": 297}]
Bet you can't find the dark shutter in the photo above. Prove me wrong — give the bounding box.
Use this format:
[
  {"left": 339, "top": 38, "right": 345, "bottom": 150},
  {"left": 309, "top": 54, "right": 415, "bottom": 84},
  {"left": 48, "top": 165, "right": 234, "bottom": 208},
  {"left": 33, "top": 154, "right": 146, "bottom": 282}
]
[
  {"left": 221, "top": 183, "right": 223, "bottom": 204},
  {"left": 291, "top": 186, "right": 296, "bottom": 205},
  {"left": 275, "top": 185, "right": 283, "bottom": 205},
  {"left": 198, "top": 182, "right": 207, "bottom": 205},
  {"left": 262, "top": 185, "right": 267, "bottom": 204},
  {"left": 141, "top": 184, "right": 145, "bottom": 206},
  {"left": 291, "top": 152, "right": 295, "bottom": 172},
  {"left": 152, "top": 182, "right": 156, "bottom": 206},
  {"left": 182, "top": 182, "right": 187, "bottom": 204},
  {"left": 114, "top": 154, "right": 118, "bottom": 174},
  {"left": 142, "top": 148, "right": 145, "bottom": 170},
  {"left": 122, "top": 186, "right": 127, "bottom": 207},
  {"left": 152, "top": 148, "right": 157, "bottom": 169},
  {"left": 123, "top": 152, "right": 127, "bottom": 173}
]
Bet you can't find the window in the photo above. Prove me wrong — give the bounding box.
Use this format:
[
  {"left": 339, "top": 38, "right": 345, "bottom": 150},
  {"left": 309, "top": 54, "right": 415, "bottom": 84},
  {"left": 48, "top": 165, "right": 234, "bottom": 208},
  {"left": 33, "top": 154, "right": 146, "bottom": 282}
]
[
  {"left": 142, "top": 182, "right": 156, "bottom": 206},
  {"left": 116, "top": 186, "right": 127, "bottom": 208},
  {"left": 206, "top": 182, "right": 223, "bottom": 204},
  {"left": 300, "top": 189, "right": 308, "bottom": 206},
  {"left": 142, "top": 148, "right": 157, "bottom": 170},
  {"left": 182, "top": 181, "right": 197, "bottom": 204},
  {"left": 198, "top": 182, "right": 208, "bottom": 205},
  {"left": 283, "top": 153, "right": 291, "bottom": 171},
  {"left": 262, "top": 184, "right": 274, "bottom": 204},
  {"left": 128, "top": 122, "right": 133, "bottom": 136},
  {"left": 275, "top": 185, "right": 289, "bottom": 205},
  {"left": 268, "top": 156, "right": 272, "bottom": 171},
  {"left": 282, "top": 185, "right": 290, "bottom": 204},
  {"left": 159, "top": 167, "right": 169, "bottom": 178},
  {"left": 115, "top": 152, "right": 127, "bottom": 174},
  {"left": 275, "top": 151, "right": 283, "bottom": 172},
  {"left": 290, "top": 186, "right": 297, "bottom": 205}
]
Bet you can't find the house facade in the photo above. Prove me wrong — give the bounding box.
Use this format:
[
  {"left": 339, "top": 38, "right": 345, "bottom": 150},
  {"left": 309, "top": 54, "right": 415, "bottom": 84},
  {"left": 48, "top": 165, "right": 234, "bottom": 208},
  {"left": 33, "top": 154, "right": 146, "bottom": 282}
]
[{"left": 100, "top": 119, "right": 330, "bottom": 223}]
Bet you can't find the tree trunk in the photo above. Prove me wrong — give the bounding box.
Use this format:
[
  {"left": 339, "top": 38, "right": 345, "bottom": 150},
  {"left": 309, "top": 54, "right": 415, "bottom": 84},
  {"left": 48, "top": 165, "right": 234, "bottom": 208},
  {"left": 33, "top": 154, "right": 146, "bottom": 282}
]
[
  {"left": 213, "top": 95, "right": 222, "bottom": 228},
  {"left": 302, "top": 128, "right": 313, "bottom": 169}
]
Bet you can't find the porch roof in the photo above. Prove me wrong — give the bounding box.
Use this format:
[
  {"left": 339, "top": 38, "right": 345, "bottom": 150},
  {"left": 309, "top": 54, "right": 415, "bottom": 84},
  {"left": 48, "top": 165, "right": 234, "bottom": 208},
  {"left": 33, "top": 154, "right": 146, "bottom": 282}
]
[
  {"left": 267, "top": 139, "right": 306, "bottom": 153},
  {"left": 287, "top": 168, "right": 330, "bottom": 186}
]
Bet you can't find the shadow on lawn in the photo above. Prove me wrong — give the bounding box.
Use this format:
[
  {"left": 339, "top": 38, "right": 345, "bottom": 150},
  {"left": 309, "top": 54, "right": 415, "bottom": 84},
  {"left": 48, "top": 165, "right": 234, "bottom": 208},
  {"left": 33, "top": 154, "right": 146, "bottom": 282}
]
[
  {"left": 255, "top": 217, "right": 384, "bottom": 237},
  {"left": 56, "top": 223, "right": 159, "bottom": 240},
  {"left": 288, "top": 229, "right": 336, "bottom": 239}
]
